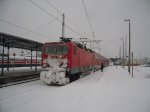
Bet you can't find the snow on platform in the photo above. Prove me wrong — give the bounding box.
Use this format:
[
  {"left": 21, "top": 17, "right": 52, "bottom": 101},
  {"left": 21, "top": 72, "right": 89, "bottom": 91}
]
[{"left": 0, "top": 66, "right": 150, "bottom": 112}]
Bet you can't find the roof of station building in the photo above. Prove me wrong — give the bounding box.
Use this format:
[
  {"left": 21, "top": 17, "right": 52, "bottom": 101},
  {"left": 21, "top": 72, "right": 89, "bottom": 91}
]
[{"left": 0, "top": 32, "right": 43, "bottom": 51}]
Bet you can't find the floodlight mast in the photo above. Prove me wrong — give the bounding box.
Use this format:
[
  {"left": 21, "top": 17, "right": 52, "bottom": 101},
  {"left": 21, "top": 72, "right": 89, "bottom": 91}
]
[{"left": 124, "top": 19, "right": 131, "bottom": 74}]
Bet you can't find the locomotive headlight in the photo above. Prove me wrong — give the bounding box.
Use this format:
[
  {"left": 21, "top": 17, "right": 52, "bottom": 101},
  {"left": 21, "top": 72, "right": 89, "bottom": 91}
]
[
  {"left": 43, "top": 63, "right": 47, "bottom": 68},
  {"left": 59, "top": 55, "right": 62, "bottom": 58},
  {"left": 62, "top": 59, "right": 67, "bottom": 67},
  {"left": 42, "top": 59, "right": 50, "bottom": 68},
  {"left": 58, "top": 58, "right": 67, "bottom": 68}
]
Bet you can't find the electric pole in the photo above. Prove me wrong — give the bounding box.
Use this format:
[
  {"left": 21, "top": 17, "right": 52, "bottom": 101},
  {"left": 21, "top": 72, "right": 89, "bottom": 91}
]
[{"left": 62, "top": 13, "right": 65, "bottom": 37}]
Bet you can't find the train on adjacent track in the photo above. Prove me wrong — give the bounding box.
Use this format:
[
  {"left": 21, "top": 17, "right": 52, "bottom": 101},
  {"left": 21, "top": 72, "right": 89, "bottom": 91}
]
[
  {"left": 0, "top": 55, "right": 41, "bottom": 68},
  {"left": 40, "top": 37, "right": 109, "bottom": 85}
]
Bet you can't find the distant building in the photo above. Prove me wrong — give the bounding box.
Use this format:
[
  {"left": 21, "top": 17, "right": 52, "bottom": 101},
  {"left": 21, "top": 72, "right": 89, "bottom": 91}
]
[{"left": 109, "top": 58, "right": 121, "bottom": 65}]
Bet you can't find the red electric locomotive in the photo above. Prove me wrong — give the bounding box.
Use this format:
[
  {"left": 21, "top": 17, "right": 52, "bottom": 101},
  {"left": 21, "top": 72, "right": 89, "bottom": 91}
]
[{"left": 40, "top": 37, "right": 109, "bottom": 85}]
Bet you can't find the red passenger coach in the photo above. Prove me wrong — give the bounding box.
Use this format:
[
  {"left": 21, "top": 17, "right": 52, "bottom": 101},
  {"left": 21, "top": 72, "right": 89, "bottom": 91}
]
[
  {"left": 0, "top": 56, "right": 41, "bottom": 67},
  {"left": 40, "top": 37, "right": 109, "bottom": 85}
]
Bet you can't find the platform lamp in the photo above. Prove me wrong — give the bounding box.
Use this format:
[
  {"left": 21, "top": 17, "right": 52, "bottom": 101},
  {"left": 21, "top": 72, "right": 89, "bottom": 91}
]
[{"left": 120, "top": 38, "right": 124, "bottom": 68}]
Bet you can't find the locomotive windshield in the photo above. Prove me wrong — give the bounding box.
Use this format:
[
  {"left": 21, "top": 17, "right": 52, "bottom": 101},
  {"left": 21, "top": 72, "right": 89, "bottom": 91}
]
[{"left": 44, "top": 45, "right": 68, "bottom": 55}]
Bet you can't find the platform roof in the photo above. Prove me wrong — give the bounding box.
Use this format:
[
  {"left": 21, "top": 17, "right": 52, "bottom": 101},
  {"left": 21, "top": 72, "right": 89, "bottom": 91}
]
[{"left": 0, "top": 32, "right": 43, "bottom": 51}]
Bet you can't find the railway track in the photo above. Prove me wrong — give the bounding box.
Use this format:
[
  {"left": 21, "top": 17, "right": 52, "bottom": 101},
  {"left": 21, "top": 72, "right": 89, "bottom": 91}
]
[
  {"left": 0, "top": 71, "right": 40, "bottom": 88},
  {"left": 0, "top": 76, "right": 40, "bottom": 88}
]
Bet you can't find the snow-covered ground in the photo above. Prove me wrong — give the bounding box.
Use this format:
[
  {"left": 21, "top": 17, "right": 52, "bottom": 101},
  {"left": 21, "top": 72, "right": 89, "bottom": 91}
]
[{"left": 0, "top": 66, "right": 150, "bottom": 112}]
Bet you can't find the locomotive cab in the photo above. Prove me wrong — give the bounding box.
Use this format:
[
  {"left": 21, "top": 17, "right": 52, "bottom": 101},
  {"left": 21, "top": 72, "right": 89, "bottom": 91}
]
[
  {"left": 40, "top": 42, "right": 70, "bottom": 85},
  {"left": 42, "top": 43, "right": 68, "bottom": 69}
]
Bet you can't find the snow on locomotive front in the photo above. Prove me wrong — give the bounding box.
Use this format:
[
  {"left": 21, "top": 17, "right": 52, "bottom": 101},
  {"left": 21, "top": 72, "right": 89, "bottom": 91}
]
[{"left": 40, "top": 42, "right": 70, "bottom": 85}]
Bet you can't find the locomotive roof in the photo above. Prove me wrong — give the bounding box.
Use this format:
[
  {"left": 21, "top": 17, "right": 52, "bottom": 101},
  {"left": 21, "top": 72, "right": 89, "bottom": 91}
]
[
  {"left": 44, "top": 41, "right": 70, "bottom": 45},
  {"left": 43, "top": 41, "right": 108, "bottom": 60}
]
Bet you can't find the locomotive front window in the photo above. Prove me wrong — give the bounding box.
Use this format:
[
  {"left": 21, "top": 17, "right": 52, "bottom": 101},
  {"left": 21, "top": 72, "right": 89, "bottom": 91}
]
[
  {"left": 44, "top": 45, "right": 68, "bottom": 55},
  {"left": 44, "top": 46, "right": 56, "bottom": 54},
  {"left": 62, "top": 46, "right": 68, "bottom": 54}
]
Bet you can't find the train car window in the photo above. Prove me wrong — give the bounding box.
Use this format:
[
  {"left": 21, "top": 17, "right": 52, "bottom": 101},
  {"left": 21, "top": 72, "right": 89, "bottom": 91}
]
[{"left": 74, "top": 46, "right": 76, "bottom": 56}]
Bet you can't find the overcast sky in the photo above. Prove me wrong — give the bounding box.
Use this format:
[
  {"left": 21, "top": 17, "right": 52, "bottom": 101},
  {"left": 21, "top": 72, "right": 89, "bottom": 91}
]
[{"left": 0, "top": 0, "right": 150, "bottom": 58}]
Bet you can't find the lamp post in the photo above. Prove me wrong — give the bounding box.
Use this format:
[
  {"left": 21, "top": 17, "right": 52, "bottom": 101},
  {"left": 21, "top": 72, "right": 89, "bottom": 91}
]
[
  {"left": 118, "top": 45, "right": 121, "bottom": 65},
  {"left": 124, "top": 19, "right": 131, "bottom": 74},
  {"left": 120, "top": 38, "right": 124, "bottom": 68},
  {"left": 125, "top": 35, "right": 127, "bottom": 65}
]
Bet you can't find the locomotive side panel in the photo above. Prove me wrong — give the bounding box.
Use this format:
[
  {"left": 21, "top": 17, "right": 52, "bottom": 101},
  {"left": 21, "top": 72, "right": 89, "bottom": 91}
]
[
  {"left": 66, "top": 43, "right": 80, "bottom": 74},
  {"left": 92, "top": 52, "right": 109, "bottom": 71},
  {"left": 79, "top": 48, "right": 93, "bottom": 72},
  {"left": 67, "top": 43, "right": 94, "bottom": 75}
]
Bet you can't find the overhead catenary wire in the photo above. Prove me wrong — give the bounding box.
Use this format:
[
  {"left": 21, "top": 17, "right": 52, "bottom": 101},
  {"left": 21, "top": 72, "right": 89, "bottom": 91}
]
[
  {"left": 1, "top": 0, "right": 98, "bottom": 50},
  {"left": 44, "top": 0, "right": 100, "bottom": 50},
  {"left": 81, "top": 0, "right": 103, "bottom": 53},
  {"left": 45, "top": 0, "right": 91, "bottom": 38},
  {"left": 45, "top": 0, "right": 61, "bottom": 14},
  {"left": 81, "top": 0, "right": 95, "bottom": 39},
  {"left": 66, "top": 17, "right": 91, "bottom": 38},
  {"left": 0, "top": 18, "right": 55, "bottom": 41},
  {"left": 28, "top": 0, "right": 84, "bottom": 39},
  {"left": 21, "top": 15, "right": 62, "bottom": 36}
]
